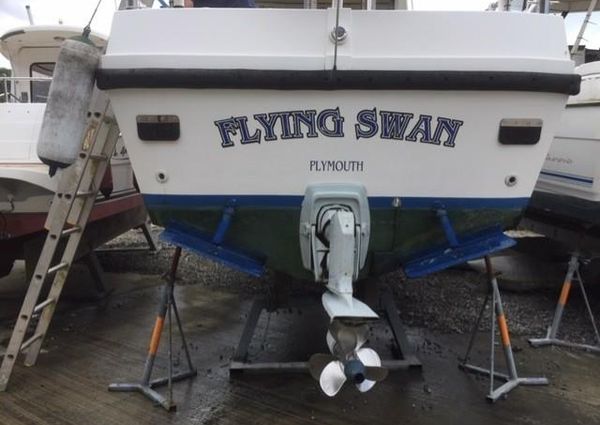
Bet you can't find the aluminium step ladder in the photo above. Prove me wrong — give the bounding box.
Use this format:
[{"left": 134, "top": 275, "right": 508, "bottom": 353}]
[{"left": 0, "top": 92, "right": 120, "bottom": 391}]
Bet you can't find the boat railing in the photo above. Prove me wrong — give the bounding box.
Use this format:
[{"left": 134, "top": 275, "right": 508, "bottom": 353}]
[
  {"left": 487, "top": 1, "right": 550, "bottom": 12},
  {"left": 0, "top": 76, "right": 52, "bottom": 104},
  {"left": 119, "top": 0, "right": 155, "bottom": 10}
]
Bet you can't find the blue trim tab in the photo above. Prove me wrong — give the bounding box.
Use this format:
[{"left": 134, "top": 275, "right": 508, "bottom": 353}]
[
  {"left": 143, "top": 194, "right": 529, "bottom": 210},
  {"left": 160, "top": 221, "right": 265, "bottom": 277},
  {"left": 540, "top": 170, "right": 594, "bottom": 186},
  {"left": 405, "top": 228, "right": 516, "bottom": 278}
]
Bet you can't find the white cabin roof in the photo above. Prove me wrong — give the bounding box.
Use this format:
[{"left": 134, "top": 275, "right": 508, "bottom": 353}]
[{"left": 0, "top": 25, "right": 106, "bottom": 64}]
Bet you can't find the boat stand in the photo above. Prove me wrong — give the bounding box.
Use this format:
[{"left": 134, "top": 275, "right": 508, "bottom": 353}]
[
  {"left": 528, "top": 252, "right": 600, "bottom": 354},
  {"left": 229, "top": 285, "right": 421, "bottom": 374},
  {"left": 108, "top": 247, "right": 197, "bottom": 411},
  {"left": 96, "top": 216, "right": 159, "bottom": 254},
  {"left": 459, "top": 256, "right": 548, "bottom": 402}
]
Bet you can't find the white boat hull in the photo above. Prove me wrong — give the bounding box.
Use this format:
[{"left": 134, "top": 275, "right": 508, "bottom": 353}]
[
  {"left": 108, "top": 89, "right": 566, "bottom": 201},
  {"left": 99, "top": 8, "right": 576, "bottom": 278}
]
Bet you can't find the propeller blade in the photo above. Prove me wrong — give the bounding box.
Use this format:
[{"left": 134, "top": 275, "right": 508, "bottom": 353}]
[
  {"left": 327, "top": 327, "right": 366, "bottom": 353},
  {"left": 326, "top": 331, "right": 335, "bottom": 353},
  {"left": 354, "top": 324, "right": 369, "bottom": 350},
  {"left": 355, "top": 347, "right": 387, "bottom": 393},
  {"left": 308, "top": 353, "right": 336, "bottom": 381},
  {"left": 356, "top": 378, "right": 376, "bottom": 393},
  {"left": 319, "top": 361, "right": 347, "bottom": 397},
  {"left": 355, "top": 347, "right": 381, "bottom": 367},
  {"left": 329, "top": 321, "right": 358, "bottom": 355}
]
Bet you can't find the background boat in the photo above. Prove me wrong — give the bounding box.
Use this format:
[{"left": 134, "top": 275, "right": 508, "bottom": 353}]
[
  {"left": 524, "top": 1, "right": 600, "bottom": 253},
  {"left": 0, "top": 25, "right": 150, "bottom": 279}
]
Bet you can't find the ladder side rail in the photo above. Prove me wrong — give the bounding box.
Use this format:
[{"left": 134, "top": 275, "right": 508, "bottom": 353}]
[
  {"left": 66, "top": 107, "right": 114, "bottom": 223},
  {"left": 0, "top": 197, "right": 72, "bottom": 389},
  {"left": 43, "top": 162, "right": 87, "bottom": 231},
  {"left": 23, "top": 120, "right": 120, "bottom": 366},
  {"left": 0, "top": 93, "right": 113, "bottom": 390},
  {"left": 0, "top": 129, "right": 105, "bottom": 390},
  {"left": 41, "top": 95, "right": 111, "bottom": 231},
  {"left": 67, "top": 123, "right": 112, "bottom": 224}
]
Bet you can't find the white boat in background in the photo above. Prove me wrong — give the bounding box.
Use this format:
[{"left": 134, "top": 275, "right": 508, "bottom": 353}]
[
  {"left": 0, "top": 25, "right": 149, "bottom": 278},
  {"left": 526, "top": 62, "right": 600, "bottom": 239},
  {"left": 524, "top": 1, "right": 600, "bottom": 249}
]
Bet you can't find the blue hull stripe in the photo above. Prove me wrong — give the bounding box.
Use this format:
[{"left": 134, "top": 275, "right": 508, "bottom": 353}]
[
  {"left": 143, "top": 194, "right": 529, "bottom": 210},
  {"left": 540, "top": 170, "right": 594, "bottom": 186}
]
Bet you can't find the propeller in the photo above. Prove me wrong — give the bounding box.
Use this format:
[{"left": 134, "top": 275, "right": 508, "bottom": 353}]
[{"left": 309, "top": 321, "right": 388, "bottom": 397}]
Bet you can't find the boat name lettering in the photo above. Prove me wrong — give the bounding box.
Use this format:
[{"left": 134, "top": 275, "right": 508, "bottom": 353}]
[
  {"left": 214, "top": 107, "right": 463, "bottom": 148},
  {"left": 309, "top": 160, "right": 364, "bottom": 173}
]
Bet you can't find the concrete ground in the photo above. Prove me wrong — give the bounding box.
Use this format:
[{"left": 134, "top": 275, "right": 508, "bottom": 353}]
[{"left": 0, "top": 257, "right": 599, "bottom": 425}]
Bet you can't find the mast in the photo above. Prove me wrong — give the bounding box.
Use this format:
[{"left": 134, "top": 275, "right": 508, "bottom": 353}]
[
  {"left": 25, "top": 5, "right": 34, "bottom": 25},
  {"left": 571, "top": 0, "right": 599, "bottom": 55},
  {"left": 394, "top": 0, "right": 412, "bottom": 9}
]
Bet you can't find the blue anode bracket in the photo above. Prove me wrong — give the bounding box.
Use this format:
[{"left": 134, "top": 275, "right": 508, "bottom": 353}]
[
  {"left": 404, "top": 228, "right": 516, "bottom": 279},
  {"left": 159, "top": 220, "right": 265, "bottom": 278},
  {"left": 436, "top": 208, "right": 459, "bottom": 247},
  {"left": 212, "top": 205, "right": 235, "bottom": 245}
]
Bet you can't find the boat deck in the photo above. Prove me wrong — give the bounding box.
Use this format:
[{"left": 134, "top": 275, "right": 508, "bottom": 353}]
[{"left": 1, "top": 264, "right": 599, "bottom": 425}]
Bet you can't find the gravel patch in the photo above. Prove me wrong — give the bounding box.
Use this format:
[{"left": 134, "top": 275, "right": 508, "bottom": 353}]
[{"left": 98, "top": 228, "right": 600, "bottom": 344}]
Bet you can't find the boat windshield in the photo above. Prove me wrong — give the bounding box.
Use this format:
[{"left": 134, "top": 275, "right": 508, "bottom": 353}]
[
  {"left": 30, "top": 63, "right": 55, "bottom": 103},
  {"left": 191, "top": 0, "right": 256, "bottom": 6}
]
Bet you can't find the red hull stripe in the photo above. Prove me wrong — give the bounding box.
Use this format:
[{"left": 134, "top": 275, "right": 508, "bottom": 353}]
[{"left": 1, "top": 193, "right": 144, "bottom": 239}]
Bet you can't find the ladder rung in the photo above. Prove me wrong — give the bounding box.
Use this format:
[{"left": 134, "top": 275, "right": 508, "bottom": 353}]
[
  {"left": 75, "top": 190, "right": 95, "bottom": 198},
  {"left": 89, "top": 154, "right": 108, "bottom": 161},
  {"left": 20, "top": 333, "right": 44, "bottom": 352},
  {"left": 61, "top": 226, "right": 81, "bottom": 237},
  {"left": 33, "top": 298, "right": 55, "bottom": 314},
  {"left": 47, "top": 262, "right": 69, "bottom": 275}
]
